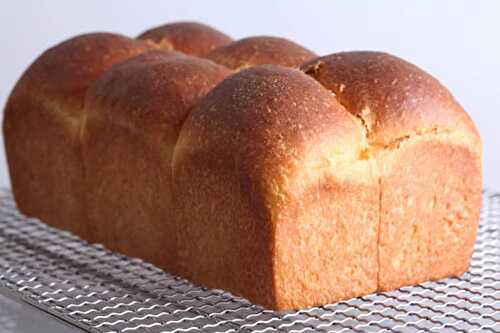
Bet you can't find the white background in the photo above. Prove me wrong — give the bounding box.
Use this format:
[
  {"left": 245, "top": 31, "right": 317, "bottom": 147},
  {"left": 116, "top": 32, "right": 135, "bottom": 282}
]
[{"left": 0, "top": 1, "right": 499, "bottom": 189}]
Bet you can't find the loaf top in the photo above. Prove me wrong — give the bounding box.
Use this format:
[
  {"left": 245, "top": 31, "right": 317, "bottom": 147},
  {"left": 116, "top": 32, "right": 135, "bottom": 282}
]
[
  {"left": 175, "top": 52, "right": 482, "bottom": 199},
  {"left": 302, "top": 52, "right": 481, "bottom": 151},
  {"left": 9, "top": 33, "right": 153, "bottom": 115},
  {"left": 138, "top": 22, "right": 233, "bottom": 57},
  {"left": 174, "top": 65, "right": 369, "bottom": 202},
  {"left": 6, "top": 21, "right": 481, "bottom": 170},
  {"left": 85, "top": 50, "right": 231, "bottom": 135},
  {"left": 206, "top": 36, "right": 317, "bottom": 70}
]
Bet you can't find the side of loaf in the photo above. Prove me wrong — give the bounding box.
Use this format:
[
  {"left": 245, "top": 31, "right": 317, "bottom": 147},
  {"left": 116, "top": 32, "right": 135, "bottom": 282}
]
[
  {"left": 3, "top": 33, "right": 153, "bottom": 240},
  {"left": 3, "top": 21, "right": 482, "bottom": 310},
  {"left": 81, "top": 50, "right": 231, "bottom": 269}
]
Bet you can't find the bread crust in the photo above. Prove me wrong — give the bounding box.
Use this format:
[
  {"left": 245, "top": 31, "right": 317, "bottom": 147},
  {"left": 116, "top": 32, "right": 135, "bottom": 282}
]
[
  {"left": 3, "top": 33, "right": 152, "bottom": 240},
  {"left": 138, "top": 22, "right": 232, "bottom": 57},
  {"left": 302, "top": 52, "right": 480, "bottom": 150},
  {"left": 377, "top": 139, "right": 481, "bottom": 290},
  {"left": 82, "top": 50, "right": 231, "bottom": 269},
  {"left": 173, "top": 65, "right": 379, "bottom": 308},
  {"left": 206, "top": 36, "right": 317, "bottom": 70},
  {"left": 12, "top": 33, "right": 153, "bottom": 113},
  {"left": 302, "top": 51, "right": 482, "bottom": 291}
]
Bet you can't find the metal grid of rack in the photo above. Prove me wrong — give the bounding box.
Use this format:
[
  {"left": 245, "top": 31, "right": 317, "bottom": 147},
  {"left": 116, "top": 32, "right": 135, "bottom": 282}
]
[{"left": 1, "top": 189, "right": 499, "bottom": 332}]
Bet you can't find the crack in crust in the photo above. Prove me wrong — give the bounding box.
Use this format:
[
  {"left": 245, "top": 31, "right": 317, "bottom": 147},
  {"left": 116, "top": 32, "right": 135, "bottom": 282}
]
[
  {"left": 303, "top": 59, "right": 373, "bottom": 150},
  {"left": 146, "top": 38, "right": 175, "bottom": 51},
  {"left": 302, "top": 57, "right": 470, "bottom": 157},
  {"left": 375, "top": 127, "right": 452, "bottom": 151}
]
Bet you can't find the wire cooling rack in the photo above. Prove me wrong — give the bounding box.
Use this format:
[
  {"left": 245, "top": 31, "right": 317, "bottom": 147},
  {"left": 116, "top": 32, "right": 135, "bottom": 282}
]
[{"left": 0, "top": 189, "right": 499, "bottom": 333}]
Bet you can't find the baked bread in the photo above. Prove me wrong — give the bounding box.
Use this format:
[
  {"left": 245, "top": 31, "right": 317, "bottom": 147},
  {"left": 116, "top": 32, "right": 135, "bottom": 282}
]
[
  {"left": 173, "top": 53, "right": 481, "bottom": 309},
  {"left": 81, "top": 35, "right": 316, "bottom": 273},
  {"left": 3, "top": 33, "right": 153, "bottom": 240},
  {"left": 138, "top": 22, "right": 233, "bottom": 56},
  {"left": 301, "top": 53, "right": 482, "bottom": 291},
  {"left": 173, "top": 65, "right": 379, "bottom": 309},
  {"left": 205, "top": 36, "right": 316, "bottom": 69},
  {"left": 81, "top": 50, "right": 231, "bottom": 268},
  {"left": 3, "top": 22, "right": 482, "bottom": 310}
]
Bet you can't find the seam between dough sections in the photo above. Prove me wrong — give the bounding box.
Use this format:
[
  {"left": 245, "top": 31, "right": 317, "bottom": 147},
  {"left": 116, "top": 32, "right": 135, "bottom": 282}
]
[{"left": 303, "top": 69, "right": 385, "bottom": 289}]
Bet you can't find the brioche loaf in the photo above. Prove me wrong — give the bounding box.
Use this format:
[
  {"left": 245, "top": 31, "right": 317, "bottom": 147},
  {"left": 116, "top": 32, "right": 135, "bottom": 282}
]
[{"left": 3, "top": 22, "right": 482, "bottom": 310}]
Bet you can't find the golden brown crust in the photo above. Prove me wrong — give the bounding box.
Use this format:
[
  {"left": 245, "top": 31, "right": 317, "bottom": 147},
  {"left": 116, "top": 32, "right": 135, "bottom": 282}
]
[
  {"left": 302, "top": 51, "right": 482, "bottom": 292},
  {"left": 82, "top": 50, "right": 231, "bottom": 270},
  {"left": 85, "top": 50, "right": 230, "bottom": 132},
  {"left": 302, "top": 51, "right": 480, "bottom": 150},
  {"left": 4, "top": 96, "right": 87, "bottom": 237},
  {"left": 3, "top": 33, "right": 153, "bottom": 240},
  {"left": 378, "top": 140, "right": 481, "bottom": 291},
  {"left": 206, "top": 36, "right": 317, "bottom": 70},
  {"left": 175, "top": 65, "right": 365, "bottom": 184},
  {"left": 273, "top": 177, "right": 379, "bottom": 309},
  {"left": 138, "top": 22, "right": 232, "bottom": 56},
  {"left": 13, "top": 33, "right": 153, "bottom": 114},
  {"left": 173, "top": 65, "right": 376, "bottom": 309}
]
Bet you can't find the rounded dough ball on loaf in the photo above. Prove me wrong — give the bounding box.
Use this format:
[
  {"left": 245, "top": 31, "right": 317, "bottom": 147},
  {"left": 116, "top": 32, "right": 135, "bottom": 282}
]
[
  {"left": 138, "top": 21, "right": 233, "bottom": 56},
  {"left": 206, "top": 36, "right": 317, "bottom": 70}
]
